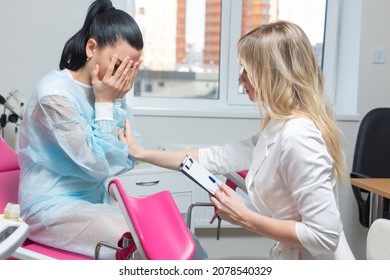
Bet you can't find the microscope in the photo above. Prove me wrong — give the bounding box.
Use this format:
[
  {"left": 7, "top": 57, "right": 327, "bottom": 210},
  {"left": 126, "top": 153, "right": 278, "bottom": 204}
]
[{"left": 0, "top": 90, "right": 24, "bottom": 148}]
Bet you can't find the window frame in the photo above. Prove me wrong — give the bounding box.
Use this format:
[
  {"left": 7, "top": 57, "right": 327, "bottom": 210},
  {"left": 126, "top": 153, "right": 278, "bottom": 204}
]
[{"left": 128, "top": 0, "right": 340, "bottom": 119}]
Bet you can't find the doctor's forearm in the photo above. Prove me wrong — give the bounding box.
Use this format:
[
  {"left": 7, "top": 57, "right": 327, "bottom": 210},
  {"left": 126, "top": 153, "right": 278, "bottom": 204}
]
[
  {"left": 136, "top": 148, "right": 199, "bottom": 170},
  {"left": 244, "top": 212, "right": 303, "bottom": 249}
]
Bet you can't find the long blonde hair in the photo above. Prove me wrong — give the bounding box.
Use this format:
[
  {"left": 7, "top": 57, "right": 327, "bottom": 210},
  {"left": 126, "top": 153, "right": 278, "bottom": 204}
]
[{"left": 238, "top": 21, "right": 346, "bottom": 184}]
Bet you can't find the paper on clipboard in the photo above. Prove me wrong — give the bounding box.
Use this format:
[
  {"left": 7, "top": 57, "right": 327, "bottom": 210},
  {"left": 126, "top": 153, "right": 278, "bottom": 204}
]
[{"left": 178, "top": 155, "right": 222, "bottom": 195}]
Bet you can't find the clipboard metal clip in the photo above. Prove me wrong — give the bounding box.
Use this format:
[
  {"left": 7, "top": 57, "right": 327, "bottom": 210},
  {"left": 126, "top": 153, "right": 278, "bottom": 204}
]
[{"left": 183, "top": 155, "right": 194, "bottom": 170}]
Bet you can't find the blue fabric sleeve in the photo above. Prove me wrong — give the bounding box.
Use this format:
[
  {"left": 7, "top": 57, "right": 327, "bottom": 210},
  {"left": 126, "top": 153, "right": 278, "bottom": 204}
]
[{"left": 27, "top": 95, "right": 138, "bottom": 182}]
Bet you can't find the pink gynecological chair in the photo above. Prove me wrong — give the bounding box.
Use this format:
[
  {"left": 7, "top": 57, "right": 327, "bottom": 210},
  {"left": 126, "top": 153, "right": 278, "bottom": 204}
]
[
  {"left": 108, "top": 179, "right": 196, "bottom": 260},
  {"left": 0, "top": 135, "right": 195, "bottom": 260}
]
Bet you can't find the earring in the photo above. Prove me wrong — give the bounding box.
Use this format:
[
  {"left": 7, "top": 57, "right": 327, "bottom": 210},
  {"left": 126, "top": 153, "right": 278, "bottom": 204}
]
[{"left": 86, "top": 56, "right": 92, "bottom": 62}]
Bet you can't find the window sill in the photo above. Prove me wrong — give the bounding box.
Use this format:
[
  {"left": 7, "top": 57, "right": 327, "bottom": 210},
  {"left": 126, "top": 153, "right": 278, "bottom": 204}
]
[
  {"left": 133, "top": 105, "right": 261, "bottom": 119},
  {"left": 133, "top": 106, "right": 361, "bottom": 122}
]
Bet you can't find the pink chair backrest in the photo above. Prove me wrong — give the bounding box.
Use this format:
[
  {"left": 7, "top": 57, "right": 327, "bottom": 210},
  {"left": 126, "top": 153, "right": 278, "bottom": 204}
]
[
  {"left": 0, "top": 136, "right": 20, "bottom": 212},
  {"left": 108, "top": 179, "right": 196, "bottom": 260},
  {"left": 225, "top": 170, "right": 248, "bottom": 191},
  {"left": 237, "top": 170, "right": 248, "bottom": 179},
  {"left": 0, "top": 136, "right": 19, "bottom": 172}
]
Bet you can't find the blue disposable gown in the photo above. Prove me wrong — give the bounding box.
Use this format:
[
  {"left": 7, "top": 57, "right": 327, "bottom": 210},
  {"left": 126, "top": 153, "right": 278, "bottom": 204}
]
[{"left": 18, "top": 69, "right": 142, "bottom": 258}]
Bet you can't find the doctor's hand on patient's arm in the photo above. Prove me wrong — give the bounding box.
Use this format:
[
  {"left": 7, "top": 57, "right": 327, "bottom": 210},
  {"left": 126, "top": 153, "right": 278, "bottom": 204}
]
[
  {"left": 92, "top": 57, "right": 141, "bottom": 103},
  {"left": 118, "top": 119, "right": 142, "bottom": 159},
  {"left": 118, "top": 119, "right": 200, "bottom": 171}
]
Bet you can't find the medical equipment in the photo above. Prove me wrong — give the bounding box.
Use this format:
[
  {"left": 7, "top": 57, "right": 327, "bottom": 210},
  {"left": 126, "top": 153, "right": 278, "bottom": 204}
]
[
  {"left": 0, "top": 202, "right": 28, "bottom": 260},
  {"left": 0, "top": 215, "right": 29, "bottom": 260},
  {"left": 0, "top": 90, "right": 24, "bottom": 147},
  {"left": 0, "top": 90, "right": 24, "bottom": 120}
]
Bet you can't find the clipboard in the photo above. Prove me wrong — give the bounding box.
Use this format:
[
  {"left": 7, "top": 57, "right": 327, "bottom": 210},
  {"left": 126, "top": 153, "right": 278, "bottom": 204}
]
[{"left": 178, "top": 155, "right": 222, "bottom": 195}]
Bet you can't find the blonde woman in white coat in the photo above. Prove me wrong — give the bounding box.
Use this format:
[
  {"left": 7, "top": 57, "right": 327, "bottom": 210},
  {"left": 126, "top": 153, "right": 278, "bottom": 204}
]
[{"left": 119, "top": 21, "right": 355, "bottom": 260}]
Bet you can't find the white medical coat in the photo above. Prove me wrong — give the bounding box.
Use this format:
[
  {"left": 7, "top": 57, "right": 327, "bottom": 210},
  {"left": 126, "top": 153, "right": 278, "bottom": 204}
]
[{"left": 199, "top": 118, "right": 355, "bottom": 259}]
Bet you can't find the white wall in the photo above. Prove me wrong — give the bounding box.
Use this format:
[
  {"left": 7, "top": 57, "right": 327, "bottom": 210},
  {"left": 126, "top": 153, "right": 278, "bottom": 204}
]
[{"left": 1, "top": 0, "right": 390, "bottom": 259}]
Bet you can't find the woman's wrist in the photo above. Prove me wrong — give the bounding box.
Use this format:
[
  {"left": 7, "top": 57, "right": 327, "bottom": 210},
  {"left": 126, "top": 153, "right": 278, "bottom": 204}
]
[{"left": 133, "top": 148, "right": 149, "bottom": 162}]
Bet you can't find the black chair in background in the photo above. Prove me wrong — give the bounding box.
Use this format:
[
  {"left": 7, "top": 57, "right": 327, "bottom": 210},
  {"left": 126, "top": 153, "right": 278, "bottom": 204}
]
[{"left": 350, "top": 108, "right": 390, "bottom": 228}]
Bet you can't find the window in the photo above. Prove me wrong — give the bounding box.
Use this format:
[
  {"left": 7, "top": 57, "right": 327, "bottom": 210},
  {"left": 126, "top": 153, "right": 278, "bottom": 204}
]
[{"left": 129, "top": 0, "right": 336, "bottom": 118}]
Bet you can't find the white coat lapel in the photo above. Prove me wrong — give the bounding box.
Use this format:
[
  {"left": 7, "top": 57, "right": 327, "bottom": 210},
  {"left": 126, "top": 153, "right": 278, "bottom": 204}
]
[
  {"left": 245, "top": 119, "right": 286, "bottom": 216},
  {"left": 250, "top": 119, "right": 286, "bottom": 180}
]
